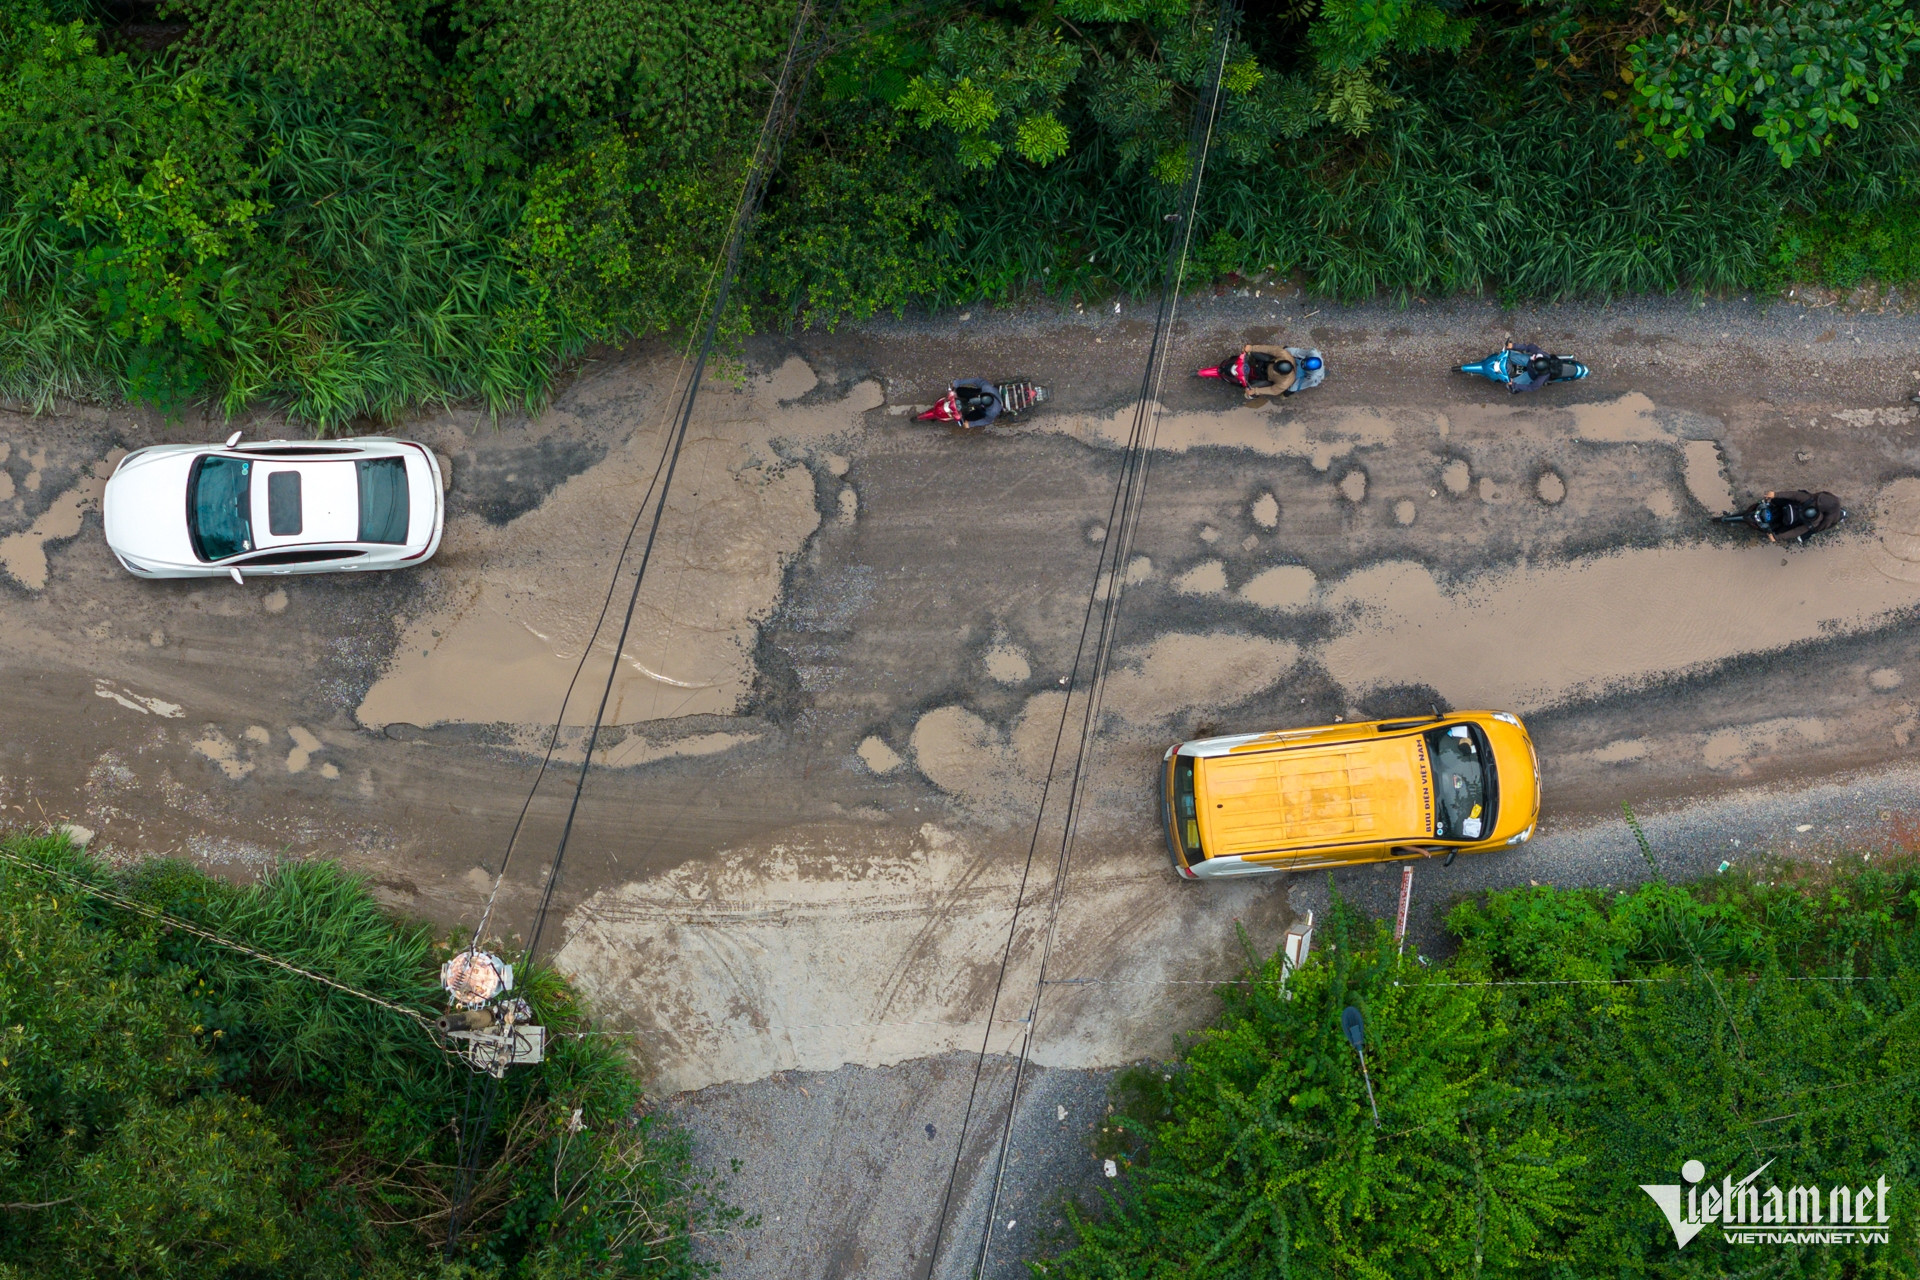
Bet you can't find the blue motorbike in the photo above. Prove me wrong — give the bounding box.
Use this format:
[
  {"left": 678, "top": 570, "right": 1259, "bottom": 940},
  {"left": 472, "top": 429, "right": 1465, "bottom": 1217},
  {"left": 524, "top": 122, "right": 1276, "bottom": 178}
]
[{"left": 1456, "top": 344, "right": 1590, "bottom": 389}]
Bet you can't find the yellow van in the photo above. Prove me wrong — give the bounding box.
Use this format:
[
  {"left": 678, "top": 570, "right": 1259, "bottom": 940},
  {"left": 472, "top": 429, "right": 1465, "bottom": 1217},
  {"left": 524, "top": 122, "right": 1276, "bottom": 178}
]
[{"left": 1160, "top": 712, "right": 1539, "bottom": 879}]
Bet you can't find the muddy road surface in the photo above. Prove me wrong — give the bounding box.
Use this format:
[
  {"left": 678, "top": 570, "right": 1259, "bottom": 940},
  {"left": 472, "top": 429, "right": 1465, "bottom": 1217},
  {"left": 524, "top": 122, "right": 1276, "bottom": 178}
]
[{"left": 4, "top": 292, "right": 1920, "bottom": 1276}]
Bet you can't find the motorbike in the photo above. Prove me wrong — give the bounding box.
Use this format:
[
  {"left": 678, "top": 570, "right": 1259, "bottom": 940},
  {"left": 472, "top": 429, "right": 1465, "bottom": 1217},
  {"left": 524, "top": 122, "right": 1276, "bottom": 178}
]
[
  {"left": 1714, "top": 493, "right": 1848, "bottom": 542},
  {"left": 1196, "top": 347, "right": 1326, "bottom": 396},
  {"left": 1456, "top": 345, "right": 1590, "bottom": 388},
  {"left": 915, "top": 379, "right": 1047, "bottom": 427}
]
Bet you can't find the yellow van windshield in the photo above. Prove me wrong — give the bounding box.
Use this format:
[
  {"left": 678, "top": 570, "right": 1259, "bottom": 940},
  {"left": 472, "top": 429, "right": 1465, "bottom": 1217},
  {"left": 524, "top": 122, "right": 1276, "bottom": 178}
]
[
  {"left": 1172, "top": 756, "right": 1205, "bottom": 861},
  {"left": 1425, "top": 724, "right": 1497, "bottom": 840}
]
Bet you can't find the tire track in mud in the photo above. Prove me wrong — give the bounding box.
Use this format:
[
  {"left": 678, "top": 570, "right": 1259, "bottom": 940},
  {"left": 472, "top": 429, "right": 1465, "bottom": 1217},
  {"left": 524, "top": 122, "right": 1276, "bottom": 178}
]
[
  {"left": 552, "top": 822, "right": 1190, "bottom": 1094},
  {"left": 863, "top": 846, "right": 1027, "bottom": 1029},
  {"left": 568, "top": 876, "right": 1171, "bottom": 928}
]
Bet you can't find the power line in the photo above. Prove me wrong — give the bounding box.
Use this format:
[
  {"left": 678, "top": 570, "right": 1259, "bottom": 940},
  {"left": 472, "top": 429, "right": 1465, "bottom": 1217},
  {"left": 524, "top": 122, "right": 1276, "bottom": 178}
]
[
  {"left": 919, "top": 8, "right": 1243, "bottom": 1276},
  {"left": 460, "top": 326, "right": 710, "bottom": 956},
  {"left": 458, "top": 0, "right": 841, "bottom": 1025},
  {"left": 0, "top": 845, "right": 440, "bottom": 1031},
  {"left": 463, "top": 0, "right": 954, "bottom": 958},
  {"left": 514, "top": 2, "right": 827, "bottom": 971},
  {"left": 966, "top": 10, "right": 1242, "bottom": 1278},
  {"left": 461, "top": 0, "right": 833, "bottom": 955},
  {"left": 442, "top": 0, "right": 829, "bottom": 1254},
  {"left": 919, "top": 296, "right": 1155, "bottom": 1280}
]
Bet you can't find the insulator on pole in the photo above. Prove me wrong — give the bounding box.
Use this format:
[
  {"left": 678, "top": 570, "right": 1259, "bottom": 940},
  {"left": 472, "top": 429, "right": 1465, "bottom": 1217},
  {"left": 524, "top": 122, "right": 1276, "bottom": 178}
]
[{"left": 441, "top": 950, "right": 512, "bottom": 1008}]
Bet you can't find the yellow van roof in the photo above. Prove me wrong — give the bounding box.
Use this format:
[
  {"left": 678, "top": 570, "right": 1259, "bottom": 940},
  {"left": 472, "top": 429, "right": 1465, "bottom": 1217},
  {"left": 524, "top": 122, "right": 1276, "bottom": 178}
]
[{"left": 1197, "top": 735, "right": 1432, "bottom": 858}]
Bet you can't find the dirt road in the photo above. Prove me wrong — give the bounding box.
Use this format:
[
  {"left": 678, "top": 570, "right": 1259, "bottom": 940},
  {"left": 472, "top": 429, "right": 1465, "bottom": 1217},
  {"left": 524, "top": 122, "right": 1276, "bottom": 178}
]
[{"left": 3, "top": 290, "right": 1918, "bottom": 1274}]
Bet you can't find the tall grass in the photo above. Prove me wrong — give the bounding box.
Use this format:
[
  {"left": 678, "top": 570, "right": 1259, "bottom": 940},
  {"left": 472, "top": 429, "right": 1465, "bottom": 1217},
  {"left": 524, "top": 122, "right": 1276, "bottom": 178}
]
[
  {"left": 6, "top": 28, "right": 1919, "bottom": 427},
  {"left": 219, "top": 87, "right": 570, "bottom": 429},
  {"left": 928, "top": 67, "right": 1797, "bottom": 306},
  {"left": 911, "top": 72, "right": 1920, "bottom": 310}
]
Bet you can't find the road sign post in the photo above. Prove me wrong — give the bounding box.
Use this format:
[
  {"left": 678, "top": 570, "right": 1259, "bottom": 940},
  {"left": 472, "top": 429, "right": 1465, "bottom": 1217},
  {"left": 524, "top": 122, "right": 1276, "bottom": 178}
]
[{"left": 1394, "top": 866, "right": 1414, "bottom": 953}]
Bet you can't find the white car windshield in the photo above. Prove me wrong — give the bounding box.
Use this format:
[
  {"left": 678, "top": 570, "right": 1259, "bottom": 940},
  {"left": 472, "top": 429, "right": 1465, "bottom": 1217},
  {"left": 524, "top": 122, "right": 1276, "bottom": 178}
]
[{"left": 187, "top": 456, "right": 253, "bottom": 561}]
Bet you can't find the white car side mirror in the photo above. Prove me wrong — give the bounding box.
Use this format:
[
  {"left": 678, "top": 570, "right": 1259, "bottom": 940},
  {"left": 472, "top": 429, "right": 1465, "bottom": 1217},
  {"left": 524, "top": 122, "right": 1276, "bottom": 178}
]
[
  {"left": 229, "top": 567, "right": 244, "bottom": 585},
  {"left": 225, "top": 430, "right": 243, "bottom": 448}
]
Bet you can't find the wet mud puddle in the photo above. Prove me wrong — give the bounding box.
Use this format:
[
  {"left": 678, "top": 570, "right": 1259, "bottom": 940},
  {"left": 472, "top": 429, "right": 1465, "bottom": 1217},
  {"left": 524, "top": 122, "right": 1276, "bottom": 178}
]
[
  {"left": 1316, "top": 502, "right": 1920, "bottom": 712},
  {"left": 357, "top": 359, "right": 879, "bottom": 731}
]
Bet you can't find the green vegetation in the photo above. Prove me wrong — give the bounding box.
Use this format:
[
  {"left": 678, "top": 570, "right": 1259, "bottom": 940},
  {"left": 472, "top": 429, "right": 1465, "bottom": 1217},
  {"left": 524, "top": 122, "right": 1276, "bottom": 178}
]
[
  {"left": 0, "top": 830, "right": 731, "bottom": 1280},
  {"left": 3, "top": 0, "right": 1920, "bottom": 428},
  {"left": 1042, "top": 857, "right": 1920, "bottom": 1276},
  {"left": 1628, "top": 0, "right": 1920, "bottom": 167}
]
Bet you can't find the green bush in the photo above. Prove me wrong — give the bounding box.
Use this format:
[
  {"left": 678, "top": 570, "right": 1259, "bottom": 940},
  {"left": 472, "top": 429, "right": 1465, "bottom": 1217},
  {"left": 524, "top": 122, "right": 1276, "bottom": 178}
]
[
  {"left": 1037, "top": 861, "right": 1920, "bottom": 1277},
  {"left": 0, "top": 21, "right": 265, "bottom": 411},
  {"left": 0, "top": 830, "right": 732, "bottom": 1280},
  {"left": 1769, "top": 201, "right": 1920, "bottom": 290},
  {"left": 751, "top": 109, "right": 954, "bottom": 328},
  {"left": 1628, "top": 0, "right": 1920, "bottom": 168}
]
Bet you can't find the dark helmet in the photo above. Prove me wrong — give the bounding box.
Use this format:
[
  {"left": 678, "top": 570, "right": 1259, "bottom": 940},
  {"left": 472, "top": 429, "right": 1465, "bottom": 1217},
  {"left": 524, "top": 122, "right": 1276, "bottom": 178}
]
[
  {"left": 1273, "top": 359, "right": 1295, "bottom": 376},
  {"left": 1303, "top": 355, "right": 1323, "bottom": 370},
  {"left": 1527, "top": 353, "right": 1552, "bottom": 377}
]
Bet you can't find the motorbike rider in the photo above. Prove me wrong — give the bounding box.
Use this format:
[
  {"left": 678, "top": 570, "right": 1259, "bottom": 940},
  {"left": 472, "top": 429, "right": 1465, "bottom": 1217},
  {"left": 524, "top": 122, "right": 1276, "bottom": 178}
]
[
  {"left": 1239, "top": 345, "right": 1297, "bottom": 398},
  {"left": 951, "top": 377, "right": 1003, "bottom": 427},
  {"left": 1760, "top": 489, "right": 1846, "bottom": 543},
  {"left": 1503, "top": 341, "right": 1564, "bottom": 394}
]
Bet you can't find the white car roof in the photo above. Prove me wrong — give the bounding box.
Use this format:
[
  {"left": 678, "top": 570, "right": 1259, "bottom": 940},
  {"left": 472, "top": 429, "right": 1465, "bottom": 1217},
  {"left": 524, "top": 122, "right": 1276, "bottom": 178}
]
[{"left": 251, "top": 459, "right": 360, "bottom": 548}]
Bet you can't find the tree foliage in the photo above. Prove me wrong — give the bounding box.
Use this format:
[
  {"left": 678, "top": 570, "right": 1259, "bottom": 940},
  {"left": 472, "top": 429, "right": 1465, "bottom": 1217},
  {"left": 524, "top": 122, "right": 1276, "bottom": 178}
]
[
  {"left": 0, "top": 21, "right": 264, "bottom": 410},
  {"left": 1629, "top": 0, "right": 1920, "bottom": 167},
  {"left": 0, "top": 831, "right": 733, "bottom": 1280},
  {"left": 4, "top": 0, "right": 1920, "bottom": 425},
  {"left": 1036, "top": 861, "right": 1920, "bottom": 1276},
  {"left": 448, "top": 0, "right": 787, "bottom": 139},
  {"left": 158, "top": 0, "right": 435, "bottom": 102},
  {"left": 1310, "top": 0, "right": 1474, "bottom": 70},
  {"left": 898, "top": 20, "right": 1083, "bottom": 169}
]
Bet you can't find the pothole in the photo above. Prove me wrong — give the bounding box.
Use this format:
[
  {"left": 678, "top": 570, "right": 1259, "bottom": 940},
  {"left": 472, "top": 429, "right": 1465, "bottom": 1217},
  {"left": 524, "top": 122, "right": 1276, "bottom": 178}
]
[
  {"left": 1870, "top": 477, "right": 1920, "bottom": 582},
  {"left": 1682, "top": 440, "right": 1734, "bottom": 512}
]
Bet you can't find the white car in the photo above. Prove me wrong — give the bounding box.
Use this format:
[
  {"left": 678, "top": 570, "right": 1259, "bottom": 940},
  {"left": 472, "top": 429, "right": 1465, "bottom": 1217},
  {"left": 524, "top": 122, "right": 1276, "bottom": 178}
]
[{"left": 103, "top": 433, "right": 444, "bottom": 581}]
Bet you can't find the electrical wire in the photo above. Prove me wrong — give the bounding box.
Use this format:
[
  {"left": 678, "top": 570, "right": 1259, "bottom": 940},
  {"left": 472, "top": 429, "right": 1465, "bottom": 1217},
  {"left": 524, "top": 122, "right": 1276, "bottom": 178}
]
[
  {"left": 919, "top": 9, "right": 1243, "bottom": 1275},
  {"left": 460, "top": 289, "right": 714, "bottom": 957},
  {"left": 513, "top": 2, "right": 826, "bottom": 971},
  {"left": 919, "top": 329, "right": 1156, "bottom": 1280},
  {"left": 461, "top": 0, "right": 957, "bottom": 961},
  {"left": 442, "top": 0, "right": 827, "bottom": 1254},
  {"left": 460, "top": 0, "right": 863, "bottom": 973},
  {"left": 0, "top": 846, "right": 440, "bottom": 1030},
  {"left": 967, "top": 14, "right": 1241, "bottom": 1279}
]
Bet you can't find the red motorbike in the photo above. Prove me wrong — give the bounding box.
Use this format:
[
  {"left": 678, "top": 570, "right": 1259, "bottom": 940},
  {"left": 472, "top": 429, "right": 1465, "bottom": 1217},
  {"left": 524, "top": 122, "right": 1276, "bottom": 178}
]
[
  {"left": 1196, "top": 346, "right": 1325, "bottom": 395},
  {"left": 916, "top": 378, "right": 1048, "bottom": 427}
]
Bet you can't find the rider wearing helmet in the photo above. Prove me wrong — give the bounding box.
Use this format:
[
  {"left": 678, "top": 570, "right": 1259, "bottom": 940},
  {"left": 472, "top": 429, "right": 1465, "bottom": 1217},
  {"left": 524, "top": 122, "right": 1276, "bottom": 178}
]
[
  {"left": 951, "top": 377, "right": 1003, "bottom": 427},
  {"left": 1763, "top": 489, "right": 1846, "bottom": 543},
  {"left": 1240, "top": 345, "right": 1297, "bottom": 398},
  {"left": 1504, "top": 341, "right": 1563, "bottom": 394}
]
